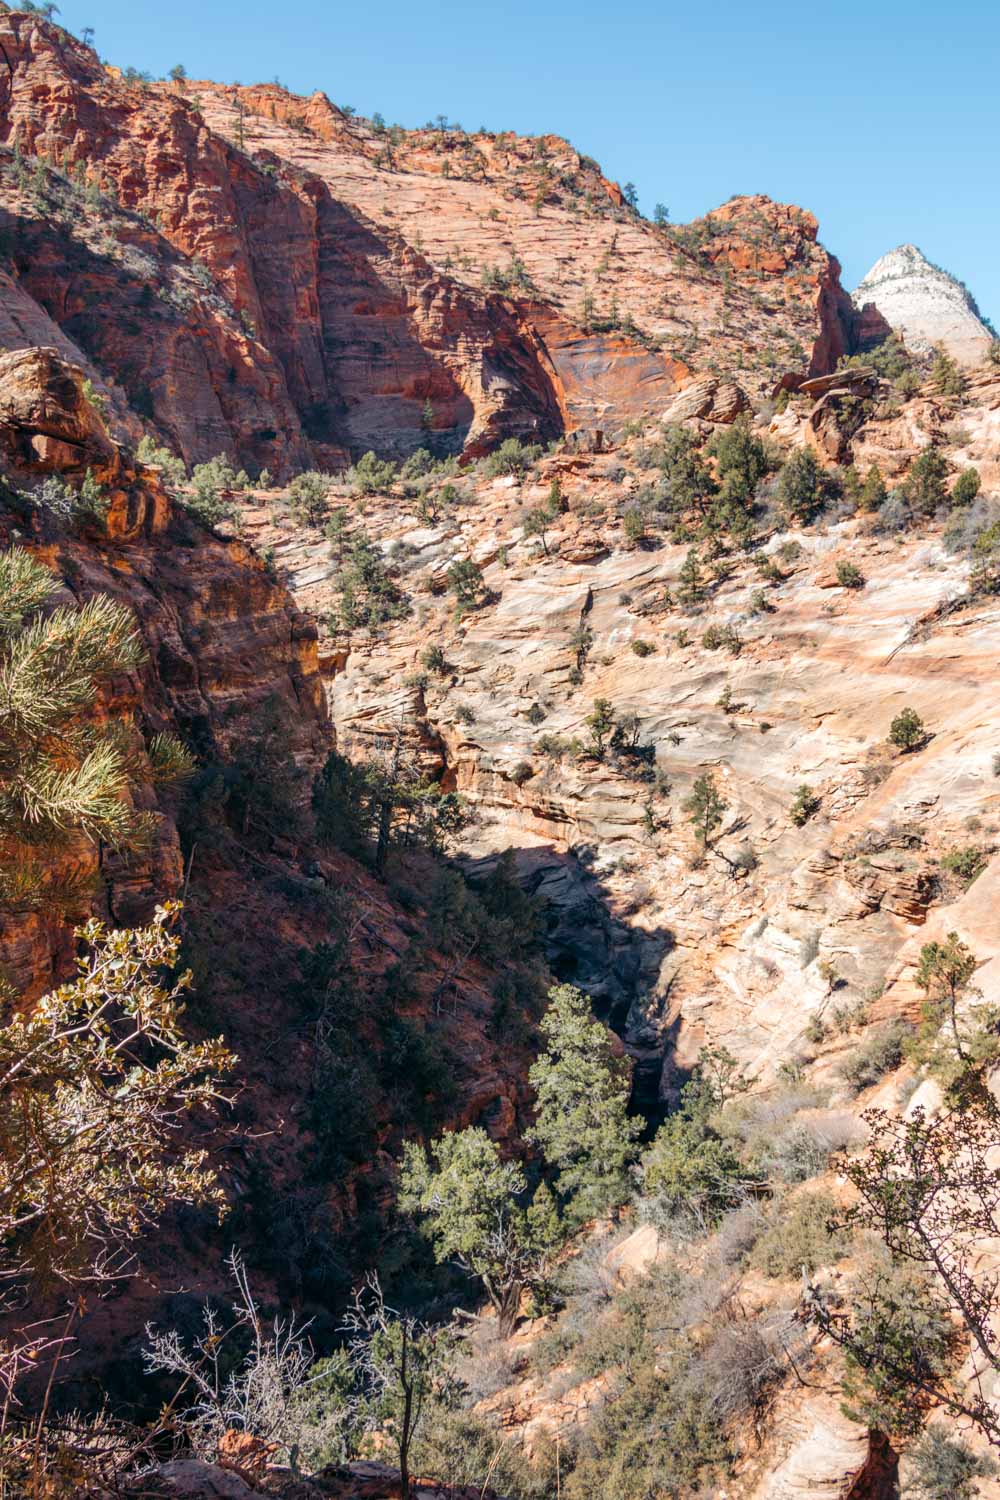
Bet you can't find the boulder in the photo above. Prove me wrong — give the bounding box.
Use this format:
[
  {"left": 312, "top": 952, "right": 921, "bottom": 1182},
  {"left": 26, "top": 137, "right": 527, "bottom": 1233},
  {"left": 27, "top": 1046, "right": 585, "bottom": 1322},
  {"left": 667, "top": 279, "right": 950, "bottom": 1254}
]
[{"left": 661, "top": 376, "right": 750, "bottom": 425}]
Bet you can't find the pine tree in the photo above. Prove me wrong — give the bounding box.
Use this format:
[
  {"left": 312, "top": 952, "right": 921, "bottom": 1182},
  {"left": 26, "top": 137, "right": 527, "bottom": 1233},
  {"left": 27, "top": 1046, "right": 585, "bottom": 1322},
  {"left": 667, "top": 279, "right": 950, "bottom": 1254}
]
[
  {"left": 0, "top": 548, "right": 192, "bottom": 915},
  {"left": 683, "top": 771, "right": 728, "bottom": 848},
  {"left": 528, "top": 983, "right": 640, "bottom": 1222},
  {"left": 400, "top": 1126, "right": 561, "bottom": 1334},
  {"left": 860, "top": 464, "right": 887, "bottom": 511}
]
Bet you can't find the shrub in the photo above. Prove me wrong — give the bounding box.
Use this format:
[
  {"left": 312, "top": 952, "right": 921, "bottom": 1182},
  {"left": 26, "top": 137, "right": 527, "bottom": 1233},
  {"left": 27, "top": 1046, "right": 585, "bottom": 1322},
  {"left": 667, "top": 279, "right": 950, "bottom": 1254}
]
[
  {"left": 905, "top": 1427, "right": 997, "bottom": 1500},
  {"left": 287, "top": 470, "right": 331, "bottom": 526},
  {"left": 775, "top": 448, "right": 831, "bottom": 524},
  {"left": 421, "top": 644, "right": 447, "bottom": 674},
  {"left": 941, "top": 845, "right": 987, "bottom": 887},
  {"left": 511, "top": 761, "right": 534, "bottom": 786},
  {"left": 684, "top": 771, "right": 728, "bottom": 848},
  {"left": 931, "top": 347, "right": 966, "bottom": 398},
  {"left": 528, "top": 984, "right": 641, "bottom": 1223},
  {"left": 483, "top": 437, "right": 542, "bottom": 478},
  {"left": 136, "top": 434, "right": 186, "bottom": 487},
  {"left": 446, "top": 557, "right": 487, "bottom": 611},
  {"left": 750, "top": 1192, "right": 848, "bottom": 1278},
  {"left": 951, "top": 467, "right": 981, "bottom": 507},
  {"left": 890, "top": 706, "right": 926, "bottom": 751},
  {"left": 902, "top": 447, "right": 948, "bottom": 516},
  {"left": 525, "top": 702, "right": 547, "bottom": 725},
  {"left": 348, "top": 450, "right": 397, "bottom": 495},
  {"left": 336, "top": 532, "right": 410, "bottom": 632},
  {"left": 187, "top": 453, "right": 249, "bottom": 526},
  {"left": 836, "top": 560, "right": 865, "bottom": 588},
  {"left": 838, "top": 1019, "right": 913, "bottom": 1094},
  {"left": 631, "top": 638, "right": 655, "bottom": 657},
  {"left": 789, "top": 783, "right": 820, "bottom": 826},
  {"left": 859, "top": 464, "right": 887, "bottom": 511}
]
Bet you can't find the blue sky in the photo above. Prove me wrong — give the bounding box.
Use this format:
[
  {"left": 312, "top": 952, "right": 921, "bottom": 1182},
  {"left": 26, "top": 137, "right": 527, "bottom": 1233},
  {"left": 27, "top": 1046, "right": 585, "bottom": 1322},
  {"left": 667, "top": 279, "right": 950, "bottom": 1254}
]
[{"left": 63, "top": 0, "right": 999, "bottom": 325}]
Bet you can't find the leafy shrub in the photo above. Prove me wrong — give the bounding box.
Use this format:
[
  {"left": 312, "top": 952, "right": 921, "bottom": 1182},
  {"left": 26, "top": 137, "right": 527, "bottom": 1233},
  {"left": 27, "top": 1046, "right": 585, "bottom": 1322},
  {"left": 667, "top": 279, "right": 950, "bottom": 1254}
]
[
  {"left": 187, "top": 453, "right": 249, "bottom": 526},
  {"left": 287, "top": 470, "right": 331, "bottom": 526},
  {"left": 890, "top": 706, "right": 926, "bottom": 751},
  {"left": 838, "top": 1019, "right": 913, "bottom": 1094},
  {"left": 335, "top": 531, "right": 410, "bottom": 632},
  {"left": 348, "top": 450, "right": 397, "bottom": 495},
  {"left": 836, "top": 560, "right": 865, "bottom": 588},
  {"left": 483, "top": 438, "right": 543, "bottom": 478},
  {"left": 631, "top": 638, "right": 655, "bottom": 657},
  {"left": 789, "top": 783, "right": 819, "bottom": 826},
  {"left": 136, "top": 434, "right": 186, "bottom": 486},
  {"left": 905, "top": 1427, "right": 997, "bottom": 1500},
  {"left": 902, "top": 448, "right": 949, "bottom": 517},
  {"left": 775, "top": 448, "right": 832, "bottom": 524},
  {"left": 941, "top": 845, "right": 987, "bottom": 887},
  {"left": 750, "top": 1191, "right": 848, "bottom": 1277},
  {"left": 951, "top": 467, "right": 981, "bottom": 507}
]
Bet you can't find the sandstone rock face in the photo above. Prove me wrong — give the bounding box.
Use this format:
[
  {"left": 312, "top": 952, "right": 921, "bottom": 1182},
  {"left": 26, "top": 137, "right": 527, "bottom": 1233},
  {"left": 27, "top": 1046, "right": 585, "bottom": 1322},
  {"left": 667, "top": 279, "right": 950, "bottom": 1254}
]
[
  {"left": 852, "top": 244, "right": 994, "bottom": 365},
  {"left": 660, "top": 375, "right": 750, "bottom": 425}
]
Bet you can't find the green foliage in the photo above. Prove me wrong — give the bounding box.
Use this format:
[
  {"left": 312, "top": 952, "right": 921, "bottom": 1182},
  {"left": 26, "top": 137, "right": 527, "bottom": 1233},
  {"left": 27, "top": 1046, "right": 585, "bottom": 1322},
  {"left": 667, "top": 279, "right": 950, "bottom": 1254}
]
[
  {"left": 837, "top": 1261, "right": 956, "bottom": 1437},
  {"left": 136, "top": 434, "right": 187, "bottom": 487},
  {"left": 707, "top": 415, "right": 771, "bottom": 509},
  {"left": 313, "top": 741, "right": 468, "bottom": 872},
  {"left": 906, "top": 1427, "right": 997, "bottom": 1500},
  {"left": 750, "top": 1192, "right": 848, "bottom": 1277},
  {"left": 859, "top": 463, "right": 887, "bottom": 511},
  {"left": 187, "top": 453, "right": 249, "bottom": 526},
  {"left": 622, "top": 504, "right": 647, "bottom": 545},
  {"left": 836, "top": 560, "right": 865, "bottom": 588},
  {"left": 890, "top": 706, "right": 926, "bottom": 751},
  {"left": 400, "top": 1126, "right": 561, "bottom": 1333},
  {"left": 902, "top": 448, "right": 949, "bottom": 517},
  {"left": 349, "top": 450, "right": 398, "bottom": 495},
  {"left": 640, "top": 1081, "right": 746, "bottom": 1227},
  {"left": 421, "top": 644, "right": 447, "bottom": 674},
  {"left": 565, "top": 1361, "right": 730, "bottom": 1500},
  {"left": 838, "top": 1019, "right": 912, "bottom": 1094},
  {"left": 940, "top": 846, "right": 987, "bottom": 886},
  {"left": 630, "top": 638, "right": 654, "bottom": 657},
  {"left": 931, "top": 347, "right": 966, "bottom": 398},
  {"left": 910, "top": 931, "right": 1000, "bottom": 1094},
  {"left": 335, "top": 530, "right": 411, "bottom": 632},
  {"left": 0, "top": 903, "right": 233, "bottom": 1297},
  {"left": 522, "top": 504, "right": 555, "bottom": 554},
  {"left": 841, "top": 333, "right": 917, "bottom": 393},
  {"left": 0, "top": 549, "right": 191, "bottom": 914},
  {"left": 482, "top": 438, "right": 543, "bottom": 478},
  {"left": 585, "top": 697, "right": 616, "bottom": 757},
  {"left": 528, "top": 983, "right": 640, "bottom": 1222},
  {"left": 789, "top": 783, "right": 820, "bottom": 826},
  {"left": 676, "top": 545, "right": 705, "bottom": 604},
  {"left": 286, "top": 470, "right": 332, "bottom": 526},
  {"left": 446, "top": 557, "right": 487, "bottom": 612},
  {"left": 775, "top": 447, "right": 832, "bottom": 524},
  {"left": 952, "top": 467, "right": 981, "bottom": 506},
  {"left": 683, "top": 771, "right": 728, "bottom": 848}
]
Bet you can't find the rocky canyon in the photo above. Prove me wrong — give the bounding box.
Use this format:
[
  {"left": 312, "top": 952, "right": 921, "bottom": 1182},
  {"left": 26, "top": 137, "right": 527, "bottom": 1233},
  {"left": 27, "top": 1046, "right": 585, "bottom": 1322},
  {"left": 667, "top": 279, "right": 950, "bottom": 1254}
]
[{"left": 2, "top": 8, "right": 1000, "bottom": 1500}]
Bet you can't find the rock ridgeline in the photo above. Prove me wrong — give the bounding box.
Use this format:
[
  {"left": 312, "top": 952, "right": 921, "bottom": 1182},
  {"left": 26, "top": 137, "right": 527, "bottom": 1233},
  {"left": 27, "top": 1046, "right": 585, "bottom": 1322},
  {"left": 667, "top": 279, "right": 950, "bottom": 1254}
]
[{"left": 852, "top": 243, "right": 994, "bottom": 364}]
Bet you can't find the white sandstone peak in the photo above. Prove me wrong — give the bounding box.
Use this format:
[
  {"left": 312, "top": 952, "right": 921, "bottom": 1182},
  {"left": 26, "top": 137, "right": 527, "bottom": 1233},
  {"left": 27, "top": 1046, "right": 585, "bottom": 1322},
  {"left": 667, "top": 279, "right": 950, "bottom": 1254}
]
[{"left": 852, "top": 244, "right": 993, "bottom": 365}]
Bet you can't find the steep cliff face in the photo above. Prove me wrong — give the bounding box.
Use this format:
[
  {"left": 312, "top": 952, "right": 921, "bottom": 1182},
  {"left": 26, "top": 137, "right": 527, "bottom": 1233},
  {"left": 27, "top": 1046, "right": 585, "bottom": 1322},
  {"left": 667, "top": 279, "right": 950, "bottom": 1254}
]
[
  {"left": 0, "top": 16, "right": 868, "bottom": 479},
  {"left": 0, "top": 348, "right": 543, "bottom": 1420},
  {"left": 852, "top": 243, "right": 995, "bottom": 365}
]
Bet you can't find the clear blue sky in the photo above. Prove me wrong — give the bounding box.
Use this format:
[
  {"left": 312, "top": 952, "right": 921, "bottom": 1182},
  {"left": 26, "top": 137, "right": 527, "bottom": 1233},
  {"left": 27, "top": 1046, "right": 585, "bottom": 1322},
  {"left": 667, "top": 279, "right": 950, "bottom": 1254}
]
[{"left": 62, "top": 0, "right": 999, "bottom": 325}]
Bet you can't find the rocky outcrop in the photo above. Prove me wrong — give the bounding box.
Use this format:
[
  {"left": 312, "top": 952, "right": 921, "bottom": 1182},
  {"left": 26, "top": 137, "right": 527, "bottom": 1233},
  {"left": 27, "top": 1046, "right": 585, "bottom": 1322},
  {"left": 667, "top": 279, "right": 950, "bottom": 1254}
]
[
  {"left": 852, "top": 244, "right": 994, "bottom": 365},
  {"left": 660, "top": 375, "right": 750, "bottom": 425}
]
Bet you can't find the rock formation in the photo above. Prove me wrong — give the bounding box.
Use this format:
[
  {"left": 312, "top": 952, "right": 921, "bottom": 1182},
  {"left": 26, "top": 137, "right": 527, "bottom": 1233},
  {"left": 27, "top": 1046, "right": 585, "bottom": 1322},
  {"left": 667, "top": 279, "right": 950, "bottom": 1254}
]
[{"left": 852, "top": 243, "right": 994, "bottom": 364}]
